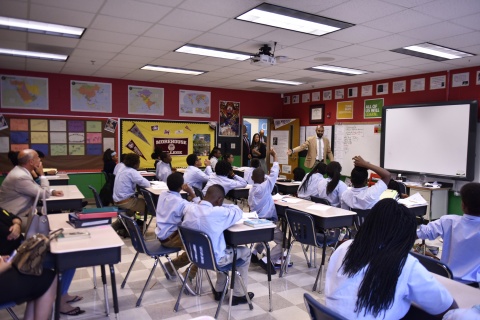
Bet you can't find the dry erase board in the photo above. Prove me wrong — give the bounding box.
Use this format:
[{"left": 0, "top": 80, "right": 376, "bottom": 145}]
[{"left": 334, "top": 123, "right": 381, "bottom": 176}]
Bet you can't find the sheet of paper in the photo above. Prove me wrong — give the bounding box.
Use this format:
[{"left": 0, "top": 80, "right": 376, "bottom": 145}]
[
  {"left": 306, "top": 204, "right": 330, "bottom": 211},
  {"left": 282, "top": 197, "right": 303, "bottom": 203}
]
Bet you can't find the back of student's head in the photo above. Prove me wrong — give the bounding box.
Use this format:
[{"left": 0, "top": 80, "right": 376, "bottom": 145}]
[
  {"left": 123, "top": 153, "right": 140, "bottom": 168},
  {"left": 350, "top": 166, "right": 368, "bottom": 187},
  {"left": 103, "top": 148, "right": 115, "bottom": 162},
  {"left": 326, "top": 161, "right": 342, "bottom": 194},
  {"left": 186, "top": 154, "right": 197, "bottom": 166},
  {"left": 204, "top": 184, "right": 225, "bottom": 206},
  {"left": 167, "top": 172, "right": 184, "bottom": 191},
  {"left": 299, "top": 162, "right": 326, "bottom": 192},
  {"left": 160, "top": 151, "right": 169, "bottom": 162},
  {"left": 120, "top": 153, "right": 127, "bottom": 163},
  {"left": 252, "top": 167, "right": 265, "bottom": 184},
  {"left": 460, "top": 182, "right": 480, "bottom": 215},
  {"left": 293, "top": 167, "right": 306, "bottom": 181},
  {"left": 214, "top": 160, "right": 231, "bottom": 176},
  {"left": 342, "top": 199, "right": 416, "bottom": 318},
  {"left": 250, "top": 158, "right": 260, "bottom": 168}
]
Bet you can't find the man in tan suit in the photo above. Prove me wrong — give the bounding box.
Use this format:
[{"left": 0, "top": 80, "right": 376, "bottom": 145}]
[{"left": 287, "top": 125, "right": 334, "bottom": 168}]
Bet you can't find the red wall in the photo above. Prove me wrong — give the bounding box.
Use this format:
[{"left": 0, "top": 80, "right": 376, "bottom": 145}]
[
  {"left": 281, "top": 66, "right": 480, "bottom": 126},
  {"left": 0, "top": 69, "right": 282, "bottom": 120}
]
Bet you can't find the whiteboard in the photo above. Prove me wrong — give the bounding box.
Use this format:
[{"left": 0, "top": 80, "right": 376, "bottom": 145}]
[{"left": 334, "top": 124, "right": 381, "bottom": 176}]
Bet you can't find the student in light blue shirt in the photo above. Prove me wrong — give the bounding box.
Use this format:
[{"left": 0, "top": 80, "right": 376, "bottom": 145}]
[
  {"left": 317, "top": 161, "right": 348, "bottom": 207},
  {"left": 340, "top": 156, "right": 390, "bottom": 210},
  {"left": 113, "top": 153, "right": 126, "bottom": 175},
  {"left": 208, "top": 147, "right": 221, "bottom": 172},
  {"left": 182, "top": 184, "right": 254, "bottom": 305},
  {"left": 156, "top": 152, "right": 172, "bottom": 182},
  {"left": 248, "top": 149, "right": 284, "bottom": 274},
  {"left": 297, "top": 161, "right": 326, "bottom": 200},
  {"left": 156, "top": 172, "right": 200, "bottom": 280},
  {"left": 183, "top": 154, "right": 212, "bottom": 190},
  {"left": 243, "top": 158, "right": 260, "bottom": 185},
  {"left": 202, "top": 160, "right": 247, "bottom": 195},
  {"left": 417, "top": 182, "right": 480, "bottom": 285}
]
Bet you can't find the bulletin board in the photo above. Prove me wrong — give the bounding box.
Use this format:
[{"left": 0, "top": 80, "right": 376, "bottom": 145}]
[
  {"left": 120, "top": 119, "right": 215, "bottom": 169},
  {"left": 334, "top": 123, "right": 381, "bottom": 176},
  {"left": 0, "top": 114, "right": 117, "bottom": 171}
]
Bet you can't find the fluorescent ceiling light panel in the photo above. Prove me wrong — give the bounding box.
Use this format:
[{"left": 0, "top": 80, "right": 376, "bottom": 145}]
[
  {"left": 175, "top": 44, "right": 251, "bottom": 61},
  {"left": 0, "top": 48, "right": 68, "bottom": 61},
  {"left": 391, "top": 43, "right": 474, "bottom": 61},
  {"left": 0, "top": 16, "right": 85, "bottom": 38},
  {"left": 254, "top": 78, "right": 303, "bottom": 86},
  {"left": 236, "top": 3, "right": 353, "bottom": 36},
  {"left": 307, "top": 65, "right": 369, "bottom": 76},
  {"left": 141, "top": 65, "right": 206, "bottom": 75}
]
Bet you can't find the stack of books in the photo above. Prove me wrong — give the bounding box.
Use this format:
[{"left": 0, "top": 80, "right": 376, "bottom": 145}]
[
  {"left": 243, "top": 219, "right": 274, "bottom": 228},
  {"left": 68, "top": 207, "right": 118, "bottom": 228}
]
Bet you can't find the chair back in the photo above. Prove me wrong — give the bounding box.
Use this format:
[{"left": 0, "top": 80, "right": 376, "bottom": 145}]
[
  {"left": 285, "top": 209, "right": 318, "bottom": 247},
  {"left": 139, "top": 188, "right": 156, "bottom": 216},
  {"left": 310, "top": 196, "right": 331, "bottom": 206},
  {"left": 367, "top": 173, "right": 381, "bottom": 187},
  {"left": 119, "top": 213, "right": 148, "bottom": 254},
  {"left": 192, "top": 187, "right": 204, "bottom": 200},
  {"left": 350, "top": 208, "right": 370, "bottom": 229},
  {"left": 178, "top": 225, "right": 218, "bottom": 271},
  {"left": 304, "top": 293, "right": 348, "bottom": 320},
  {"left": 397, "top": 181, "right": 407, "bottom": 195},
  {"left": 271, "top": 184, "right": 279, "bottom": 195},
  {"left": 88, "top": 185, "right": 103, "bottom": 208},
  {"left": 409, "top": 251, "right": 453, "bottom": 278}
]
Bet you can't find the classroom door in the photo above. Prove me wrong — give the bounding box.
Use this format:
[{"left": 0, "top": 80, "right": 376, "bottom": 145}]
[{"left": 270, "top": 119, "right": 300, "bottom": 180}]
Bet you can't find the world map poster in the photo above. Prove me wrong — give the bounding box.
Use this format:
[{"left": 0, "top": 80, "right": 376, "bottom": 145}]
[
  {"left": 128, "top": 85, "right": 164, "bottom": 116},
  {"left": 1, "top": 75, "right": 49, "bottom": 110},
  {"left": 179, "top": 89, "right": 211, "bottom": 118},
  {"left": 71, "top": 80, "right": 112, "bottom": 113}
]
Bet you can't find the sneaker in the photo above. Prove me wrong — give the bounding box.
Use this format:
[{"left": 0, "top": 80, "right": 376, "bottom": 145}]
[
  {"left": 232, "top": 292, "right": 254, "bottom": 305},
  {"left": 251, "top": 253, "right": 259, "bottom": 263},
  {"left": 213, "top": 289, "right": 228, "bottom": 301},
  {"left": 164, "top": 263, "right": 177, "bottom": 281},
  {"left": 274, "top": 261, "right": 293, "bottom": 269},
  {"left": 258, "top": 259, "right": 276, "bottom": 275}
]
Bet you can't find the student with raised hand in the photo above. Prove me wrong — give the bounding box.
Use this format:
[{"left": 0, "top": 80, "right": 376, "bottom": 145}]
[
  {"left": 417, "top": 182, "right": 480, "bottom": 286},
  {"left": 297, "top": 161, "right": 327, "bottom": 200},
  {"left": 340, "top": 156, "right": 391, "bottom": 210},
  {"left": 183, "top": 153, "right": 212, "bottom": 190},
  {"left": 326, "top": 199, "right": 457, "bottom": 319},
  {"left": 208, "top": 147, "right": 222, "bottom": 172},
  {"left": 243, "top": 158, "right": 260, "bottom": 185},
  {"left": 248, "top": 148, "right": 284, "bottom": 274},
  {"left": 202, "top": 160, "right": 247, "bottom": 196},
  {"left": 156, "top": 172, "right": 200, "bottom": 286},
  {"left": 317, "top": 161, "right": 348, "bottom": 207},
  {"left": 156, "top": 151, "right": 172, "bottom": 182},
  {"left": 182, "top": 184, "right": 254, "bottom": 305}
]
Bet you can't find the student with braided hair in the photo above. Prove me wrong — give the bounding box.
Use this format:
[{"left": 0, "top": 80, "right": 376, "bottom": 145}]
[
  {"left": 325, "top": 198, "right": 457, "bottom": 319},
  {"left": 317, "top": 161, "right": 347, "bottom": 207},
  {"left": 297, "top": 161, "right": 326, "bottom": 200}
]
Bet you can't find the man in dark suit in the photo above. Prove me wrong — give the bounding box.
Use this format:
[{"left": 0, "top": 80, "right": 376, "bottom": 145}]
[{"left": 242, "top": 125, "right": 251, "bottom": 166}]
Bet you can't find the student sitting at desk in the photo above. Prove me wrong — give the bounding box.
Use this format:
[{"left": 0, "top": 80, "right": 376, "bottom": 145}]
[
  {"left": 156, "top": 173, "right": 200, "bottom": 286},
  {"left": 340, "top": 156, "right": 390, "bottom": 210},
  {"left": 326, "top": 199, "right": 457, "bottom": 319},
  {"left": 248, "top": 149, "right": 285, "bottom": 274},
  {"left": 113, "top": 153, "right": 126, "bottom": 175},
  {"left": 317, "top": 161, "right": 348, "bottom": 207},
  {"left": 243, "top": 158, "right": 260, "bottom": 185},
  {"left": 417, "top": 182, "right": 480, "bottom": 286},
  {"left": 202, "top": 160, "right": 247, "bottom": 196},
  {"left": 112, "top": 153, "right": 150, "bottom": 235},
  {"left": 183, "top": 154, "right": 212, "bottom": 190},
  {"left": 223, "top": 152, "right": 234, "bottom": 165},
  {"left": 182, "top": 184, "right": 254, "bottom": 305},
  {"left": 297, "top": 162, "right": 326, "bottom": 200},
  {"left": 156, "top": 152, "right": 172, "bottom": 182},
  {"left": 208, "top": 147, "right": 222, "bottom": 172}
]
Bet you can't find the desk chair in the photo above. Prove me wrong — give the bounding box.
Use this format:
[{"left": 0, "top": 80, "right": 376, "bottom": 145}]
[
  {"left": 310, "top": 196, "right": 331, "bottom": 206},
  {"left": 174, "top": 226, "right": 252, "bottom": 319},
  {"left": 350, "top": 208, "right": 371, "bottom": 231},
  {"left": 88, "top": 185, "right": 103, "bottom": 208},
  {"left": 0, "top": 302, "right": 19, "bottom": 320},
  {"left": 398, "top": 181, "right": 407, "bottom": 195},
  {"left": 138, "top": 188, "right": 157, "bottom": 234},
  {"left": 303, "top": 293, "right": 348, "bottom": 320},
  {"left": 118, "top": 213, "right": 181, "bottom": 307},
  {"left": 284, "top": 209, "right": 337, "bottom": 292},
  {"left": 192, "top": 187, "right": 204, "bottom": 200},
  {"left": 409, "top": 251, "right": 453, "bottom": 279},
  {"left": 367, "top": 173, "right": 381, "bottom": 187}
]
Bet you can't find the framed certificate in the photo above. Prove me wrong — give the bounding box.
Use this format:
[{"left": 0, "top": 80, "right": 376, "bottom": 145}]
[{"left": 310, "top": 104, "right": 325, "bottom": 124}]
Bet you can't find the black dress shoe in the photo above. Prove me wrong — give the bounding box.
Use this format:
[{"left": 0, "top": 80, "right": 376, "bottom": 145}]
[
  {"left": 232, "top": 292, "right": 254, "bottom": 305},
  {"left": 258, "top": 259, "right": 276, "bottom": 275},
  {"left": 213, "top": 289, "right": 227, "bottom": 301},
  {"left": 251, "top": 254, "right": 259, "bottom": 263}
]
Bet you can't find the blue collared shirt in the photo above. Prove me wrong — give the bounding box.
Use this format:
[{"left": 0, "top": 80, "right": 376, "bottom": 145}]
[
  {"left": 156, "top": 161, "right": 171, "bottom": 182},
  {"left": 248, "top": 162, "right": 279, "bottom": 221},
  {"left": 183, "top": 165, "right": 212, "bottom": 190},
  {"left": 340, "top": 180, "right": 387, "bottom": 210},
  {"left": 113, "top": 167, "right": 150, "bottom": 202},
  {"left": 297, "top": 173, "right": 324, "bottom": 200},
  {"left": 202, "top": 173, "right": 247, "bottom": 195},
  {"left": 113, "top": 162, "right": 126, "bottom": 175},
  {"left": 317, "top": 178, "right": 348, "bottom": 207}
]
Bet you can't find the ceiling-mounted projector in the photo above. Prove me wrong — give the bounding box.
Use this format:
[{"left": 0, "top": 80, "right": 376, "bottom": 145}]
[{"left": 250, "top": 54, "right": 276, "bottom": 66}]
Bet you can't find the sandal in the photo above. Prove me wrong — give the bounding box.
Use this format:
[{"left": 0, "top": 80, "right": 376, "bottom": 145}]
[
  {"left": 60, "top": 307, "right": 85, "bottom": 316},
  {"left": 66, "top": 295, "right": 83, "bottom": 303}
]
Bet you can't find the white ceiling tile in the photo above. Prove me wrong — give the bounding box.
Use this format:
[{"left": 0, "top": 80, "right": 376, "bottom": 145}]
[
  {"left": 100, "top": 0, "right": 172, "bottom": 23},
  {"left": 31, "top": 0, "right": 105, "bottom": 13},
  {"left": 120, "top": 46, "right": 163, "bottom": 58},
  {"left": 113, "top": 53, "right": 153, "bottom": 64},
  {"left": 363, "top": 10, "right": 440, "bottom": 33},
  {"left": 131, "top": 37, "right": 184, "bottom": 51},
  {"left": 385, "top": 57, "right": 429, "bottom": 67},
  {"left": 451, "top": 12, "right": 480, "bottom": 31},
  {"left": 179, "top": 0, "right": 260, "bottom": 17},
  {"left": 294, "top": 37, "right": 351, "bottom": 53},
  {"left": 324, "top": 26, "right": 390, "bottom": 44},
  {"left": 434, "top": 31, "right": 480, "bottom": 49},
  {"left": 0, "top": 29, "right": 27, "bottom": 42},
  {"left": 209, "top": 20, "right": 274, "bottom": 40},
  {"left": 61, "top": 67, "right": 96, "bottom": 76},
  {"left": 78, "top": 39, "right": 126, "bottom": 53},
  {"left": 82, "top": 29, "right": 138, "bottom": 46},
  {"left": 24, "top": 59, "right": 63, "bottom": 72},
  {"left": 381, "top": 0, "right": 435, "bottom": 9},
  {"left": 362, "top": 34, "right": 418, "bottom": 50},
  {"left": 0, "top": 0, "right": 28, "bottom": 18},
  {"left": 413, "top": 0, "right": 480, "bottom": 20},
  {"left": 359, "top": 51, "right": 407, "bottom": 63},
  {"left": 321, "top": 0, "right": 405, "bottom": 24},
  {"left": 255, "top": 29, "right": 317, "bottom": 46},
  {"left": 0, "top": 56, "right": 26, "bottom": 70},
  {"left": 143, "top": 25, "right": 202, "bottom": 42},
  {"left": 27, "top": 33, "right": 79, "bottom": 48},
  {"left": 274, "top": 47, "right": 318, "bottom": 60},
  {"left": 326, "top": 45, "right": 382, "bottom": 58},
  {"left": 189, "top": 33, "right": 247, "bottom": 49},
  {"left": 30, "top": 4, "right": 95, "bottom": 28},
  {"left": 158, "top": 9, "right": 228, "bottom": 32},
  {"left": 93, "top": 69, "right": 131, "bottom": 79},
  {"left": 70, "top": 48, "right": 116, "bottom": 61},
  {"left": 91, "top": 15, "right": 152, "bottom": 35},
  {"left": 399, "top": 22, "right": 473, "bottom": 41}
]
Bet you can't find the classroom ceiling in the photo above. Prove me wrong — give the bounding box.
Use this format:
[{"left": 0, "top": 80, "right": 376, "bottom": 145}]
[{"left": 1, "top": 0, "right": 480, "bottom": 94}]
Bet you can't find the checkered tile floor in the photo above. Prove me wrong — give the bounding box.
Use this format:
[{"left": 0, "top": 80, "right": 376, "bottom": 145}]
[{"left": 1, "top": 203, "right": 333, "bottom": 320}]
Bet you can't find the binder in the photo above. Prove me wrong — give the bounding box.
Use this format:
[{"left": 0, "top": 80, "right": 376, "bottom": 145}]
[
  {"left": 68, "top": 213, "right": 111, "bottom": 228},
  {"left": 76, "top": 211, "right": 117, "bottom": 220},
  {"left": 81, "top": 206, "right": 119, "bottom": 213}
]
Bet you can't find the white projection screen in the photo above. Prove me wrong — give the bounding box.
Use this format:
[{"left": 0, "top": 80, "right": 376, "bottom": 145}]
[{"left": 381, "top": 101, "right": 477, "bottom": 180}]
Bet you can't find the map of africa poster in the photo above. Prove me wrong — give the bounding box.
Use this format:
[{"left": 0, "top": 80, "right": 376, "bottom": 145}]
[
  {"left": 128, "top": 85, "right": 164, "bottom": 116},
  {"left": 1, "top": 75, "right": 49, "bottom": 110},
  {"left": 71, "top": 80, "right": 112, "bottom": 113}
]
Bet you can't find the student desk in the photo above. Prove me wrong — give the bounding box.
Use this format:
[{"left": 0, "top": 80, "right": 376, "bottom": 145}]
[
  {"left": 46, "top": 185, "right": 84, "bottom": 213},
  {"left": 49, "top": 214, "right": 124, "bottom": 320},
  {"left": 224, "top": 221, "right": 276, "bottom": 316},
  {"left": 407, "top": 185, "right": 449, "bottom": 220},
  {"left": 139, "top": 171, "right": 157, "bottom": 181},
  {"left": 232, "top": 167, "right": 247, "bottom": 178},
  {"left": 145, "top": 186, "right": 188, "bottom": 201},
  {"left": 46, "top": 173, "right": 69, "bottom": 185},
  {"left": 175, "top": 168, "right": 186, "bottom": 174},
  {"left": 275, "top": 181, "right": 301, "bottom": 195},
  {"left": 226, "top": 185, "right": 251, "bottom": 204}
]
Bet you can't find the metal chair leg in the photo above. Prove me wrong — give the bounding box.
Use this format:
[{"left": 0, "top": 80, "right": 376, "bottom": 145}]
[
  {"left": 236, "top": 271, "right": 253, "bottom": 310},
  {"left": 92, "top": 266, "right": 97, "bottom": 289},
  {"left": 136, "top": 257, "right": 159, "bottom": 307},
  {"left": 121, "top": 252, "right": 139, "bottom": 288}
]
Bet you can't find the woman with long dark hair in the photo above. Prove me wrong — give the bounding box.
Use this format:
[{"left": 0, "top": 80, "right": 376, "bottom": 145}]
[
  {"left": 251, "top": 133, "right": 267, "bottom": 173},
  {"left": 317, "top": 161, "right": 347, "bottom": 207},
  {"left": 297, "top": 162, "right": 326, "bottom": 200},
  {"left": 102, "top": 148, "right": 117, "bottom": 174},
  {"left": 208, "top": 147, "right": 222, "bottom": 172},
  {"left": 325, "top": 199, "right": 457, "bottom": 319}
]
